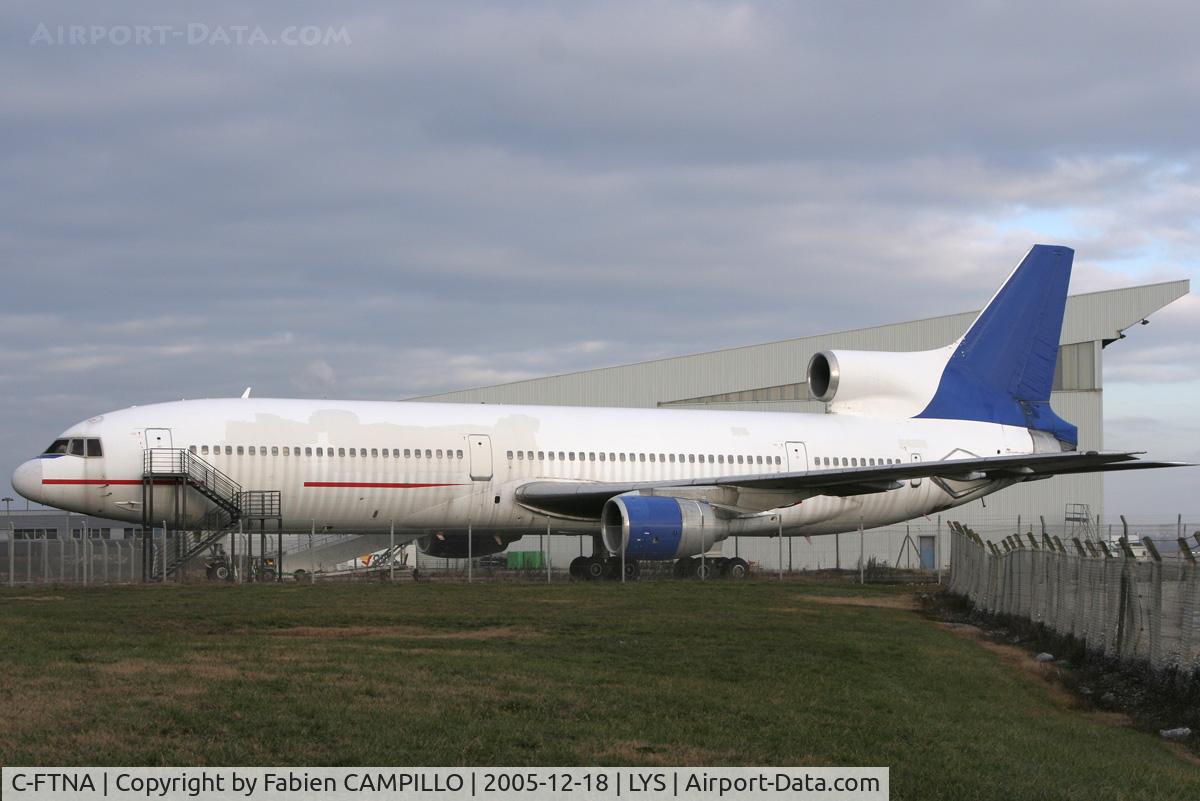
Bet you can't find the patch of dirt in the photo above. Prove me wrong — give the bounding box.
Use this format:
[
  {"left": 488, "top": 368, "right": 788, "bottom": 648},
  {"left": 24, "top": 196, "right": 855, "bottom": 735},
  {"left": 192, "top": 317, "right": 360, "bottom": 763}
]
[
  {"left": 1163, "top": 741, "right": 1200, "bottom": 767},
  {"left": 0, "top": 595, "right": 66, "bottom": 601},
  {"left": 792, "top": 593, "right": 920, "bottom": 611},
  {"left": 265, "top": 625, "right": 538, "bottom": 641},
  {"left": 938, "top": 622, "right": 1118, "bottom": 717},
  {"left": 583, "top": 739, "right": 732, "bottom": 766},
  {"left": 95, "top": 659, "right": 176, "bottom": 678}
]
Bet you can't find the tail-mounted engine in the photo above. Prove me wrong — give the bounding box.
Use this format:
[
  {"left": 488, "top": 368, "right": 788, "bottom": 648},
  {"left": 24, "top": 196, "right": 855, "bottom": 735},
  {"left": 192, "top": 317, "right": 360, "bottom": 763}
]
[
  {"left": 806, "top": 347, "right": 952, "bottom": 418},
  {"left": 601, "top": 494, "right": 728, "bottom": 560}
]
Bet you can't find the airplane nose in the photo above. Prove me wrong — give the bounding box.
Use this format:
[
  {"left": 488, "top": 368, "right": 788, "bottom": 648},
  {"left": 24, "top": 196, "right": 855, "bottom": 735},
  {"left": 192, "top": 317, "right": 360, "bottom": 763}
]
[{"left": 11, "top": 459, "right": 43, "bottom": 504}]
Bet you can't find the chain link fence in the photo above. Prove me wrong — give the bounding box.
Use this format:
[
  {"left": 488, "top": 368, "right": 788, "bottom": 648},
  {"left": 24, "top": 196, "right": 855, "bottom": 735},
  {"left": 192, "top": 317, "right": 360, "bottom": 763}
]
[{"left": 949, "top": 526, "right": 1200, "bottom": 673}]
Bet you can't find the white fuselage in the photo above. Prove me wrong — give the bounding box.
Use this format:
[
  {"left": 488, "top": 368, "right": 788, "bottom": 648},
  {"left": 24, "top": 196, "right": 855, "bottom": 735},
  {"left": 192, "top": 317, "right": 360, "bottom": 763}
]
[{"left": 13, "top": 398, "right": 1033, "bottom": 540}]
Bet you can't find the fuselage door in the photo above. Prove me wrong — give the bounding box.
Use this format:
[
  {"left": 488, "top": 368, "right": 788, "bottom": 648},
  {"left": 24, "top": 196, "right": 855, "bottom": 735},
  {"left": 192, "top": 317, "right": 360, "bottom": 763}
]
[
  {"left": 145, "top": 428, "right": 173, "bottom": 449},
  {"left": 467, "top": 435, "right": 493, "bottom": 481},
  {"left": 785, "top": 441, "right": 809, "bottom": 472}
]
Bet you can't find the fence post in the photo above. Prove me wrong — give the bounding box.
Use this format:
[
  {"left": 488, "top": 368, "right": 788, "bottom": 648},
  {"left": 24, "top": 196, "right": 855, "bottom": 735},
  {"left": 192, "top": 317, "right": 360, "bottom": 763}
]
[
  {"left": 7, "top": 521, "right": 13, "bottom": 587},
  {"left": 1143, "top": 536, "right": 1163, "bottom": 668},
  {"left": 936, "top": 516, "right": 942, "bottom": 585}
]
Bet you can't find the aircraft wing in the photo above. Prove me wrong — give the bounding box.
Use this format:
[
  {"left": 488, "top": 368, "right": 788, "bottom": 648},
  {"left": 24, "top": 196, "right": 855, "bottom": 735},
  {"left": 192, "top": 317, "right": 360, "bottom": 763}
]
[{"left": 513, "top": 451, "right": 1189, "bottom": 520}]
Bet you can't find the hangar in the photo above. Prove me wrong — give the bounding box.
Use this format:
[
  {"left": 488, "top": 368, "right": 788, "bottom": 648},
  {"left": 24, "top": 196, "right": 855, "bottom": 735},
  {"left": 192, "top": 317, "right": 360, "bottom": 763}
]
[{"left": 414, "top": 279, "right": 1190, "bottom": 572}]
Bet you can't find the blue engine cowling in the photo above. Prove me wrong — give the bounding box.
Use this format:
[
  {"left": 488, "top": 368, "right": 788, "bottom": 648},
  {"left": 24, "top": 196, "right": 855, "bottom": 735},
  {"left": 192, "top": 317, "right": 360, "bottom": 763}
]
[{"left": 601, "top": 494, "right": 728, "bottom": 560}]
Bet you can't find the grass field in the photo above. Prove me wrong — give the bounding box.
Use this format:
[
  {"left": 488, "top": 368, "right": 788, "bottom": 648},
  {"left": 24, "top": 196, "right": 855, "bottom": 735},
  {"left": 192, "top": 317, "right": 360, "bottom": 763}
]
[{"left": 1, "top": 579, "right": 1197, "bottom": 800}]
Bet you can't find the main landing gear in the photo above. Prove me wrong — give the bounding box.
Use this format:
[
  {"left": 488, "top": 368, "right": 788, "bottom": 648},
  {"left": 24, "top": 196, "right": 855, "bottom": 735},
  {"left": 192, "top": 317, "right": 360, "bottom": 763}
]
[
  {"left": 568, "top": 555, "right": 751, "bottom": 580},
  {"left": 569, "top": 555, "right": 640, "bottom": 581},
  {"left": 672, "top": 556, "right": 750, "bottom": 579}
]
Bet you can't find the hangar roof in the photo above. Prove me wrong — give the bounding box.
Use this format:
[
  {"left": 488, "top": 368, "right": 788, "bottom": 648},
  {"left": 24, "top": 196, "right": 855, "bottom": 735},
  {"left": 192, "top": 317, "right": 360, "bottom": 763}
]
[{"left": 413, "top": 279, "right": 1189, "bottom": 409}]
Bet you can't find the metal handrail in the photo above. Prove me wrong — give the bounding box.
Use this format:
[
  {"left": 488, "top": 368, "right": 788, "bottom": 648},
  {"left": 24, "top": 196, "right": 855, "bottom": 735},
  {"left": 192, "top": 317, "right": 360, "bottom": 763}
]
[{"left": 143, "top": 449, "right": 243, "bottom": 508}]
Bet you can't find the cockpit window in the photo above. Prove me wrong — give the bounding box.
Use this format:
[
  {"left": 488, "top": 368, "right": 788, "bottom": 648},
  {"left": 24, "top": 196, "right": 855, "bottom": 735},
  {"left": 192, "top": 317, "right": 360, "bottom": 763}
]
[{"left": 43, "top": 437, "right": 103, "bottom": 457}]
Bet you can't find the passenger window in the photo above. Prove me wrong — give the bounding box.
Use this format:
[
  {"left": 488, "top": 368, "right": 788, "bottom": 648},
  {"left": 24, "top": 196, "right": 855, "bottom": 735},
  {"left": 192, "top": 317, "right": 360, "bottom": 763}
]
[
  {"left": 619, "top": 453, "right": 625, "bottom": 462},
  {"left": 272, "top": 446, "right": 279, "bottom": 456},
  {"left": 414, "top": 449, "right": 421, "bottom": 459},
  {"left": 236, "top": 446, "right": 244, "bottom": 455},
  {"left": 188, "top": 445, "right": 197, "bottom": 454},
  {"left": 599, "top": 452, "right": 606, "bottom": 462},
  {"left": 639, "top": 454, "right": 646, "bottom": 462},
  {"left": 517, "top": 451, "right": 524, "bottom": 460},
  {"left": 590, "top": 452, "right": 596, "bottom": 461},
  {"left": 775, "top": 456, "right": 782, "bottom": 465},
  {"left": 201, "top": 445, "right": 209, "bottom": 455},
  {"left": 525, "top": 451, "right": 531, "bottom": 460},
  {"left": 737, "top": 455, "right": 744, "bottom": 464},
  {"left": 558, "top": 452, "right": 564, "bottom": 460},
  {"left": 404, "top": 449, "right": 411, "bottom": 458},
  {"left": 718, "top": 455, "right": 724, "bottom": 464},
  {"left": 248, "top": 446, "right": 257, "bottom": 456},
  {"left": 225, "top": 446, "right": 232, "bottom": 455},
  {"left": 569, "top": 452, "right": 575, "bottom": 461},
  {"left": 537, "top": 451, "right": 544, "bottom": 460},
  {"left": 708, "top": 455, "right": 715, "bottom": 463},
  {"left": 436, "top": 449, "right": 443, "bottom": 459},
  {"left": 305, "top": 447, "right": 312, "bottom": 456},
  {"left": 507, "top": 450, "right": 514, "bottom": 460},
  {"left": 425, "top": 449, "right": 432, "bottom": 458},
  {"left": 669, "top": 454, "right": 675, "bottom": 463},
  {"left": 282, "top": 447, "right": 289, "bottom": 456},
  {"left": 336, "top": 448, "right": 344, "bottom": 457},
  {"left": 609, "top": 453, "right": 616, "bottom": 462},
  {"left": 549, "top": 452, "right": 556, "bottom": 461}
]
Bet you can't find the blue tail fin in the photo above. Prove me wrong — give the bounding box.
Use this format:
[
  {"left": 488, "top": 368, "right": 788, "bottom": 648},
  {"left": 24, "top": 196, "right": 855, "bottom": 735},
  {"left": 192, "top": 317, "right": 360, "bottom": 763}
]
[{"left": 916, "top": 245, "right": 1077, "bottom": 445}]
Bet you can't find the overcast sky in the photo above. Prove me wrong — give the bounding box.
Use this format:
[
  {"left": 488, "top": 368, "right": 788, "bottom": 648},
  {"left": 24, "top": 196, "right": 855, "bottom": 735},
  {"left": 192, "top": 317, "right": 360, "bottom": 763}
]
[{"left": 2, "top": 2, "right": 1197, "bottom": 519}]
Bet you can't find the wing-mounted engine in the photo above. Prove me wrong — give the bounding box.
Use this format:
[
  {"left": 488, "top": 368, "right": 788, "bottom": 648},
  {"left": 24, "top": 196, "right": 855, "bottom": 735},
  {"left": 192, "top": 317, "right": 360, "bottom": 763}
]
[
  {"left": 601, "top": 494, "right": 728, "bottom": 560},
  {"left": 417, "top": 532, "right": 522, "bottom": 559},
  {"left": 806, "top": 346, "right": 952, "bottom": 418}
]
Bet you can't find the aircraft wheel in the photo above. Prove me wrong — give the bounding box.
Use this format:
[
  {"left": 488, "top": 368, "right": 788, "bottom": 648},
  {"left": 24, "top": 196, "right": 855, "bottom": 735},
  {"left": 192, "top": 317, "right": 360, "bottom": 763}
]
[
  {"left": 292, "top": 569, "right": 308, "bottom": 583},
  {"left": 694, "top": 560, "right": 717, "bottom": 580},
  {"left": 583, "top": 557, "right": 607, "bottom": 581},
  {"left": 622, "top": 559, "right": 640, "bottom": 581},
  {"left": 260, "top": 568, "right": 277, "bottom": 583},
  {"left": 724, "top": 557, "right": 750, "bottom": 579},
  {"left": 569, "top": 556, "right": 589, "bottom": 579},
  {"left": 213, "top": 564, "right": 232, "bottom": 582}
]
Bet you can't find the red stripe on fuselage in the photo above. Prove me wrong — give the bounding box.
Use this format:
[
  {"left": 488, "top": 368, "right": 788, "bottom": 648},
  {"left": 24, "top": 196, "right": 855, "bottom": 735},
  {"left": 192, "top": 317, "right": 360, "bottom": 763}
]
[
  {"left": 44, "top": 479, "right": 165, "bottom": 486},
  {"left": 42, "top": 479, "right": 462, "bottom": 489},
  {"left": 303, "top": 481, "right": 463, "bottom": 488}
]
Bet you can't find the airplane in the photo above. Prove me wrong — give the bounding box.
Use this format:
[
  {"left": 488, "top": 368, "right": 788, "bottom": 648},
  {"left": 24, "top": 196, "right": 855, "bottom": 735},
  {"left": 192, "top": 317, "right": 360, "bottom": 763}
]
[{"left": 10, "top": 245, "right": 1187, "bottom": 580}]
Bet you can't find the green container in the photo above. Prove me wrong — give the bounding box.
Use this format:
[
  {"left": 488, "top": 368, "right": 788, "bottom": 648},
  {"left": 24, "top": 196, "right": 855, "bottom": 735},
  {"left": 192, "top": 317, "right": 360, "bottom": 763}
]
[{"left": 506, "top": 551, "right": 545, "bottom": 569}]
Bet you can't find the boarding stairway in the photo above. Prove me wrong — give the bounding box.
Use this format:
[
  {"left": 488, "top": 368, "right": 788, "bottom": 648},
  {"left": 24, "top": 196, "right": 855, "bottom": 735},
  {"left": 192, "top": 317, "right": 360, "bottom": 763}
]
[{"left": 142, "top": 449, "right": 281, "bottom": 579}]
